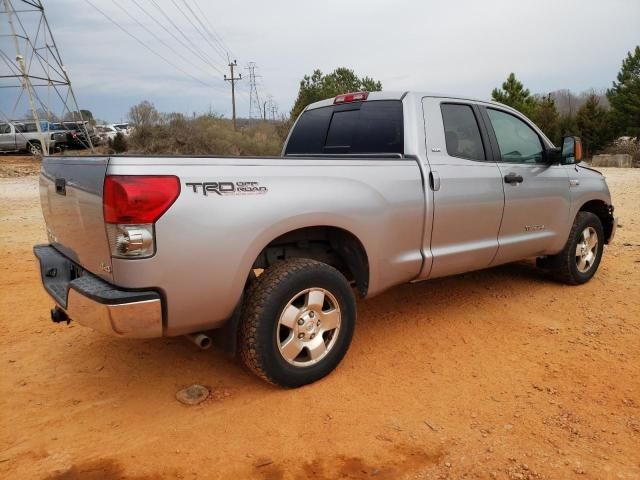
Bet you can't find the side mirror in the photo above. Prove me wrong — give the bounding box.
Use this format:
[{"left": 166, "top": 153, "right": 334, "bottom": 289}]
[{"left": 561, "top": 136, "right": 583, "bottom": 164}]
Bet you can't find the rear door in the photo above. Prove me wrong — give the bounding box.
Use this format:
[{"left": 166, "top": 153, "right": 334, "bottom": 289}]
[
  {"left": 480, "top": 106, "right": 570, "bottom": 264},
  {"left": 421, "top": 97, "right": 505, "bottom": 278}
]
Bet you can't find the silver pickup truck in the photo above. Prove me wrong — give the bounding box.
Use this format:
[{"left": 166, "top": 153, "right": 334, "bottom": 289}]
[
  {"left": 34, "top": 91, "right": 617, "bottom": 387},
  {"left": 0, "top": 121, "right": 65, "bottom": 155}
]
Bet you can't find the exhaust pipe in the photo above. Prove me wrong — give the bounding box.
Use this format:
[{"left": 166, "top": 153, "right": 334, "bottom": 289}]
[{"left": 186, "top": 332, "right": 212, "bottom": 350}]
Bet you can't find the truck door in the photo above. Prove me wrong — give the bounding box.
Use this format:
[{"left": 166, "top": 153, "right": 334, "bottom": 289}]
[
  {"left": 0, "top": 123, "right": 16, "bottom": 151},
  {"left": 420, "top": 98, "right": 505, "bottom": 279},
  {"left": 479, "top": 106, "right": 570, "bottom": 265}
]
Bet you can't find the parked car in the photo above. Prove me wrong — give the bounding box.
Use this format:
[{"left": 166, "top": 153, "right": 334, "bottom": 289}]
[
  {"left": 0, "top": 121, "right": 59, "bottom": 155},
  {"left": 62, "top": 121, "right": 99, "bottom": 148},
  {"left": 112, "top": 122, "right": 131, "bottom": 136},
  {"left": 34, "top": 91, "right": 617, "bottom": 387},
  {"left": 96, "top": 125, "right": 119, "bottom": 143}
]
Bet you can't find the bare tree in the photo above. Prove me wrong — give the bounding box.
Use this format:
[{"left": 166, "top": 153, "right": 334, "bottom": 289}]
[{"left": 128, "top": 101, "right": 161, "bottom": 127}]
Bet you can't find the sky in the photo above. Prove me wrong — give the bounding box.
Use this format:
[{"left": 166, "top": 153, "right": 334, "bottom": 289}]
[{"left": 2, "top": 0, "right": 640, "bottom": 123}]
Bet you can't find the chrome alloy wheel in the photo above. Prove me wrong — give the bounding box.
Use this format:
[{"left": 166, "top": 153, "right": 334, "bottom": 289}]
[
  {"left": 576, "top": 226, "right": 598, "bottom": 273},
  {"left": 276, "top": 288, "right": 341, "bottom": 367}
]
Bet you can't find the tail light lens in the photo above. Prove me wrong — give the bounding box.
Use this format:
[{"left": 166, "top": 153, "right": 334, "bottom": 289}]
[{"left": 104, "top": 176, "right": 180, "bottom": 258}]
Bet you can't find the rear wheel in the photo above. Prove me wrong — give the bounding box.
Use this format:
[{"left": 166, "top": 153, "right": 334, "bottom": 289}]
[
  {"left": 239, "top": 258, "right": 356, "bottom": 387},
  {"left": 543, "top": 211, "right": 604, "bottom": 285},
  {"left": 28, "top": 142, "right": 43, "bottom": 156}
]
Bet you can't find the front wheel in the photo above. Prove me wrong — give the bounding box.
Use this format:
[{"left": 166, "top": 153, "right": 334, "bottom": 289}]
[
  {"left": 544, "top": 212, "right": 604, "bottom": 285},
  {"left": 239, "top": 258, "right": 356, "bottom": 387}
]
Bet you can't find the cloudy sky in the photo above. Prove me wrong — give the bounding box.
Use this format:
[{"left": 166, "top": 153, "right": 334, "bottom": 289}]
[{"left": 3, "top": 0, "right": 640, "bottom": 122}]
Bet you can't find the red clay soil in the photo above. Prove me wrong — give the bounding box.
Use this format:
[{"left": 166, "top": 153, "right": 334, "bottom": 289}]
[{"left": 0, "top": 167, "right": 638, "bottom": 479}]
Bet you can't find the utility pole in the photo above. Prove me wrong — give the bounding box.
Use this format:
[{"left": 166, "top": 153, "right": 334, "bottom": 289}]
[{"left": 224, "top": 59, "right": 242, "bottom": 130}]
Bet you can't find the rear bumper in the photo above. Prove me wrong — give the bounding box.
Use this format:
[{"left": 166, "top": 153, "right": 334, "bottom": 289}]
[{"left": 33, "top": 245, "right": 163, "bottom": 338}]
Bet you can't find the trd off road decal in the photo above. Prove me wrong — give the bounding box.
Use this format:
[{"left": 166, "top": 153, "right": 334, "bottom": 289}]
[{"left": 186, "top": 181, "right": 268, "bottom": 196}]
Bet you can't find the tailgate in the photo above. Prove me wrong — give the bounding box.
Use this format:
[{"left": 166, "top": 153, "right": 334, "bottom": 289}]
[{"left": 40, "top": 156, "right": 113, "bottom": 281}]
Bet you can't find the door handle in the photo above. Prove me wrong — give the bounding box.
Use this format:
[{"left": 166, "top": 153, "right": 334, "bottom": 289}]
[
  {"left": 504, "top": 172, "right": 523, "bottom": 184},
  {"left": 429, "top": 171, "right": 440, "bottom": 191}
]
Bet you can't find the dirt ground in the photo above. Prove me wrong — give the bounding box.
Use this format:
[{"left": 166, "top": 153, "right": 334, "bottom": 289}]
[{"left": 1, "top": 157, "right": 639, "bottom": 480}]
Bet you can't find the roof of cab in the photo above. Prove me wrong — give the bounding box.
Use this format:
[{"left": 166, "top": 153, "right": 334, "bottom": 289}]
[{"left": 304, "top": 90, "right": 509, "bottom": 112}]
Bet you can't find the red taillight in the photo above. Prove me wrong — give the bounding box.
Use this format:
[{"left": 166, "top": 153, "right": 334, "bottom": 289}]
[
  {"left": 104, "top": 175, "right": 180, "bottom": 224},
  {"left": 334, "top": 91, "right": 369, "bottom": 104}
]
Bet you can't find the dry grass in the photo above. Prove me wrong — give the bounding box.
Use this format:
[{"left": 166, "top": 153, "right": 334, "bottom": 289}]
[{"left": 127, "top": 115, "right": 286, "bottom": 156}]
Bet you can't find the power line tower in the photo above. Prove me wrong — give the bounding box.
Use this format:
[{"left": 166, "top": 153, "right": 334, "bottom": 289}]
[
  {"left": 0, "top": 0, "right": 93, "bottom": 151},
  {"left": 265, "top": 95, "right": 278, "bottom": 121},
  {"left": 246, "top": 61, "right": 262, "bottom": 123},
  {"left": 223, "top": 59, "right": 242, "bottom": 130}
]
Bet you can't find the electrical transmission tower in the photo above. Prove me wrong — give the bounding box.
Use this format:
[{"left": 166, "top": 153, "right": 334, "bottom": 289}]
[
  {"left": 0, "top": 0, "right": 93, "bottom": 151},
  {"left": 264, "top": 95, "right": 278, "bottom": 121},
  {"left": 246, "top": 61, "right": 262, "bottom": 122},
  {"left": 224, "top": 59, "right": 242, "bottom": 130}
]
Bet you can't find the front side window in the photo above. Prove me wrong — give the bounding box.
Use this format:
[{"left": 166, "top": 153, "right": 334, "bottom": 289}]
[
  {"left": 441, "top": 103, "right": 485, "bottom": 161},
  {"left": 487, "top": 108, "right": 544, "bottom": 164},
  {"left": 0, "top": 123, "right": 10, "bottom": 134}
]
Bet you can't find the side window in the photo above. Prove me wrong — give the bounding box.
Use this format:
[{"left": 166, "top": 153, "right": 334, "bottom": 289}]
[
  {"left": 486, "top": 109, "right": 544, "bottom": 164},
  {"left": 0, "top": 124, "right": 10, "bottom": 134},
  {"left": 441, "top": 103, "right": 485, "bottom": 161}
]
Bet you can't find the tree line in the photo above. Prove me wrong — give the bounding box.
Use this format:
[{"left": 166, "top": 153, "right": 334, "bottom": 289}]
[
  {"left": 491, "top": 47, "right": 639, "bottom": 157},
  {"left": 288, "top": 46, "right": 639, "bottom": 159}
]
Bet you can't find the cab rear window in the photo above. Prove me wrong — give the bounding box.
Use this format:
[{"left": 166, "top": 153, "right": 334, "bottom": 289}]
[{"left": 285, "top": 100, "right": 403, "bottom": 156}]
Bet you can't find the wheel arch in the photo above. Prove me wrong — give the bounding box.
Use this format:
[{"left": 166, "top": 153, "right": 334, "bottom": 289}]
[
  {"left": 251, "top": 225, "right": 370, "bottom": 298},
  {"left": 214, "top": 224, "right": 369, "bottom": 357},
  {"left": 578, "top": 199, "right": 615, "bottom": 244}
]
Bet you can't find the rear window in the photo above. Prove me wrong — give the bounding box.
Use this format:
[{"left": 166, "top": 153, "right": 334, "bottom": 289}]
[{"left": 285, "top": 100, "right": 403, "bottom": 155}]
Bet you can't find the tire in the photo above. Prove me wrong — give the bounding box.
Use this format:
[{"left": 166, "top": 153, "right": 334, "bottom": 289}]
[
  {"left": 545, "top": 212, "right": 604, "bottom": 285},
  {"left": 239, "top": 258, "right": 356, "bottom": 387},
  {"left": 28, "top": 142, "right": 43, "bottom": 156}
]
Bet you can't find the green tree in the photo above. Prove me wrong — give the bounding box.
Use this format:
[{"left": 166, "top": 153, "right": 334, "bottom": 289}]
[
  {"left": 290, "top": 67, "right": 382, "bottom": 120},
  {"left": 607, "top": 46, "right": 640, "bottom": 138},
  {"left": 557, "top": 113, "right": 578, "bottom": 139},
  {"left": 491, "top": 73, "right": 536, "bottom": 117},
  {"left": 530, "top": 94, "right": 559, "bottom": 143},
  {"left": 576, "top": 94, "right": 611, "bottom": 158}
]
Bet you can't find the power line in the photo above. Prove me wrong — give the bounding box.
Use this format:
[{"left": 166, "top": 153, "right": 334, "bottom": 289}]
[
  {"left": 85, "top": 0, "right": 214, "bottom": 88},
  {"left": 168, "top": 0, "right": 227, "bottom": 65},
  {"left": 192, "top": 0, "right": 235, "bottom": 59},
  {"left": 130, "top": 0, "right": 224, "bottom": 76},
  {"left": 178, "top": 0, "right": 229, "bottom": 64},
  {"left": 112, "top": 0, "right": 223, "bottom": 81},
  {"left": 145, "top": 0, "right": 228, "bottom": 75},
  {"left": 147, "top": 0, "right": 226, "bottom": 73}
]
